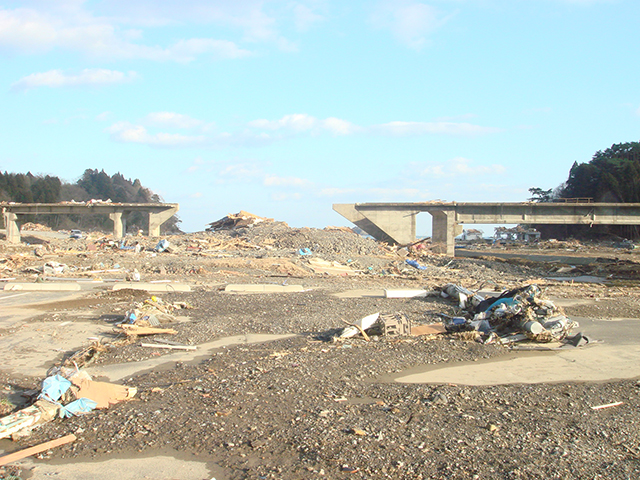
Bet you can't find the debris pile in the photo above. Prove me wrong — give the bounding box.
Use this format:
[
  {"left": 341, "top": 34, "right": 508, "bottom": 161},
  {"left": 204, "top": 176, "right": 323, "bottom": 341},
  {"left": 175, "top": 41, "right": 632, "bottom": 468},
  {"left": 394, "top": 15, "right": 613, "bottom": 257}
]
[
  {"left": 339, "top": 312, "right": 411, "bottom": 340},
  {"left": 0, "top": 368, "right": 136, "bottom": 440},
  {"left": 206, "top": 211, "right": 272, "bottom": 231},
  {"left": 440, "top": 283, "right": 579, "bottom": 344},
  {"left": 20, "top": 223, "right": 52, "bottom": 232},
  {"left": 118, "top": 295, "right": 190, "bottom": 336}
]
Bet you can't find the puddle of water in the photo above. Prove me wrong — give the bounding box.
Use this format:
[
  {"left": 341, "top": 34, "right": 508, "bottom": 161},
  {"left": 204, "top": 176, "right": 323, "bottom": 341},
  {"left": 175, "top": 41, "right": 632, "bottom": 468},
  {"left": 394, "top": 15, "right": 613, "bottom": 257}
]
[
  {"left": 393, "top": 317, "right": 640, "bottom": 386},
  {"left": 393, "top": 344, "right": 640, "bottom": 386},
  {"left": 87, "top": 333, "right": 297, "bottom": 381}
]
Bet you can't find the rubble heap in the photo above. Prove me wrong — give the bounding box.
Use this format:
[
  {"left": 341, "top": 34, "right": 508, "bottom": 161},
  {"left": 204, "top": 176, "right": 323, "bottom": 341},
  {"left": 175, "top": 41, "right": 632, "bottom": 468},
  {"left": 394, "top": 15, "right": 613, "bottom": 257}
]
[
  {"left": 205, "top": 211, "right": 272, "bottom": 231},
  {"left": 440, "top": 283, "right": 579, "bottom": 344}
]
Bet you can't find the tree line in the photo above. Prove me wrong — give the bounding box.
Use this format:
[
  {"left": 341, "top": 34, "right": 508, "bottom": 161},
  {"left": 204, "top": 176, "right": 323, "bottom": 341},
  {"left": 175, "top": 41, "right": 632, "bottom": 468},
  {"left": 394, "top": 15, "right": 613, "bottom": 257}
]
[
  {"left": 0, "top": 169, "right": 181, "bottom": 233},
  {"left": 530, "top": 141, "right": 640, "bottom": 239}
]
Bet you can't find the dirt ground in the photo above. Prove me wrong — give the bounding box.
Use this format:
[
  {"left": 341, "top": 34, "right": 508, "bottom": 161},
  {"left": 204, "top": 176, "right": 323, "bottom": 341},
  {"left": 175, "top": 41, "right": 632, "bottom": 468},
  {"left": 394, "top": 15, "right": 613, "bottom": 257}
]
[{"left": 1, "top": 224, "right": 640, "bottom": 479}]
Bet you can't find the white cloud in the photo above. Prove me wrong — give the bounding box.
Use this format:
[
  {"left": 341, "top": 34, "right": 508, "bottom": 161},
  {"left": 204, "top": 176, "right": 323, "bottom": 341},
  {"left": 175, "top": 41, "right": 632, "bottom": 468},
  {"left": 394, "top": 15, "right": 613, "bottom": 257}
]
[
  {"left": 11, "top": 69, "right": 137, "bottom": 90},
  {"left": 107, "top": 122, "right": 205, "bottom": 147},
  {"left": 319, "top": 187, "right": 358, "bottom": 196},
  {"left": 249, "top": 114, "right": 318, "bottom": 131},
  {"left": 0, "top": 6, "right": 252, "bottom": 62},
  {"left": 421, "top": 165, "right": 445, "bottom": 177},
  {"left": 249, "top": 115, "right": 498, "bottom": 138},
  {"left": 104, "top": 112, "right": 500, "bottom": 148},
  {"left": 291, "top": 3, "right": 325, "bottom": 32},
  {"left": 97, "top": 0, "right": 300, "bottom": 50},
  {"left": 145, "top": 112, "right": 206, "bottom": 129},
  {"left": 375, "top": 121, "right": 502, "bottom": 136},
  {"left": 263, "top": 175, "right": 311, "bottom": 187},
  {"left": 418, "top": 157, "right": 506, "bottom": 178},
  {"left": 318, "top": 186, "right": 424, "bottom": 199},
  {"left": 370, "top": 0, "right": 451, "bottom": 50},
  {"left": 368, "top": 187, "right": 423, "bottom": 198},
  {"left": 249, "top": 114, "right": 359, "bottom": 136},
  {"left": 96, "top": 111, "right": 112, "bottom": 121},
  {"left": 217, "top": 163, "right": 265, "bottom": 180},
  {"left": 271, "top": 192, "right": 302, "bottom": 201},
  {"left": 321, "top": 117, "right": 360, "bottom": 135}
]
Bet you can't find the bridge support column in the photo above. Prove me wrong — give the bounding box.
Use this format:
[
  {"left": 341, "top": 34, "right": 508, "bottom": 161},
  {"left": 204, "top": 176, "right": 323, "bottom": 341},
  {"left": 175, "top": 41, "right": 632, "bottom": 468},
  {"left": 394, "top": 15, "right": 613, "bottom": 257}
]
[
  {"left": 430, "top": 210, "right": 462, "bottom": 256},
  {"left": 3, "top": 212, "right": 20, "bottom": 244},
  {"left": 109, "top": 211, "right": 125, "bottom": 239},
  {"left": 333, "top": 204, "right": 418, "bottom": 245},
  {"left": 149, "top": 206, "right": 179, "bottom": 237}
]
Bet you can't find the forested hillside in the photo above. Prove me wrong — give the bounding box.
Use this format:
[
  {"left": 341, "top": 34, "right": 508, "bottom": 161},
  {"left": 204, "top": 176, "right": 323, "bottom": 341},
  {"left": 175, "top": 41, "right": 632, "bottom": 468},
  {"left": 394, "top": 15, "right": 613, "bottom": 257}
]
[
  {"left": 0, "top": 169, "right": 180, "bottom": 233},
  {"left": 532, "top": 141, "right": 640, "bottom": 239}
]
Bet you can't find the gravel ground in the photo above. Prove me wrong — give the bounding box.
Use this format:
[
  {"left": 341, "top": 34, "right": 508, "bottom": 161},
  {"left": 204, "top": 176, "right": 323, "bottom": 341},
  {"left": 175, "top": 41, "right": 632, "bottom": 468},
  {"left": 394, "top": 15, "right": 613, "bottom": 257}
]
[{"left": 2, "top": 225, "right": 640, "bottom": 479}]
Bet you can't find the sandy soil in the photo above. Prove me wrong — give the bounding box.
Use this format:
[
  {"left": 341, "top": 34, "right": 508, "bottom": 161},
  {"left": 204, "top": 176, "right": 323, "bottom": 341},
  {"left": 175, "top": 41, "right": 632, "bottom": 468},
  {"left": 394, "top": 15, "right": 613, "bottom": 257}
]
[{"left": 2, "top": 226, "right": 640, "bottom": 479}]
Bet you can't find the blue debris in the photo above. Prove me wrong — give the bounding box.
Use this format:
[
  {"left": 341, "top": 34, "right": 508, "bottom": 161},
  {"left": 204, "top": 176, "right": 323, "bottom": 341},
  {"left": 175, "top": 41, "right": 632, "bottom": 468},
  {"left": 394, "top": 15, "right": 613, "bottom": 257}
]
[{"left": 405, "top": 259, "right": 427, "bottom": 270}]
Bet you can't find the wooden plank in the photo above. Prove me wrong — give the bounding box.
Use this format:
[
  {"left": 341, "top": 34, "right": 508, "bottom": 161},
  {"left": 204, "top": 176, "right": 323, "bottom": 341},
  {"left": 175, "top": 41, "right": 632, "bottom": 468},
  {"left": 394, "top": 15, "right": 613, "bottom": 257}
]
[
  {"left": 0, "top": 434, "right": 76, "bottom": 467},
  {"left": 140, "top": 343, "right": 197, "bottom": 351},
  {"left": 411, "top": 323, "right": 447, "bottom": 336},
  {"left": 118, "top": 325, "right": 177, "bottom": 336}
]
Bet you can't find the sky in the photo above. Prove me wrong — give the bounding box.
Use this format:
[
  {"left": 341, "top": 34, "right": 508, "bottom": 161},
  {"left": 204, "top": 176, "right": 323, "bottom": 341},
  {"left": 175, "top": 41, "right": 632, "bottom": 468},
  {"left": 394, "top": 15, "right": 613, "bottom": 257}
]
[{"left": 1, "top": 0, "right": 639, "bottom": 235}]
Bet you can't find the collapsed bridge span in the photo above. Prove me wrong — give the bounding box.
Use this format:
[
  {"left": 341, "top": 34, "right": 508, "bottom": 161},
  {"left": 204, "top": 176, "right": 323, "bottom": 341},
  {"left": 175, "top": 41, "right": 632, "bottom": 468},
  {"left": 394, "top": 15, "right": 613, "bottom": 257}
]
[
  {"left": 2, "top": 202, "right": 179, "bottom": 244},
  {"left": 333, "top": 202, "right": 640, "bottom": 256}
]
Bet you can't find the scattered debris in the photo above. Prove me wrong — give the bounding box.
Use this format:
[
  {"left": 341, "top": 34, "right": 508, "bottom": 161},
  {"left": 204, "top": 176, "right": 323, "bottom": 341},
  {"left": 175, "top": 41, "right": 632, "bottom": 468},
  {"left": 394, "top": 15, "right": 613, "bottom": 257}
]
[
  {"left": 308, "top": 258, "right": 358, "bottom": 275},
  {"left": 339, "top": 312, "right": 411, "bottom": 339},
  {"left": 591, "top": 401, "right": 624, "bottom": 410},
  {"left": 206, "top": 211, "right": 272, "bottom": 231},
  {"left": 0, "top": 368, "right": 136, "bottom": 440},
  {"left": 118, "top": 325, "right": 178, "bottom": 336},
  {"left": 140, "top": 342, "right": 197, "bottom": 351},
  {"left": 411, "top": 323, "right": 447, "bottom": 336},
  {"left": 0, "top": 434, "right": 76, "bottom": 467},
  {"left": 440, "top": 283, "right": 579, "bottom": 344}
]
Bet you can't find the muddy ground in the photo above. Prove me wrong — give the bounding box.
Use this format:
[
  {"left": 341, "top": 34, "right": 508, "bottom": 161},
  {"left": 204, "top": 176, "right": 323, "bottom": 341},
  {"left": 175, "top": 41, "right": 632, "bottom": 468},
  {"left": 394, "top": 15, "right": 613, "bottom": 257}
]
[{"left": 1, "top": 224, "right": 640, "bottom": 479}]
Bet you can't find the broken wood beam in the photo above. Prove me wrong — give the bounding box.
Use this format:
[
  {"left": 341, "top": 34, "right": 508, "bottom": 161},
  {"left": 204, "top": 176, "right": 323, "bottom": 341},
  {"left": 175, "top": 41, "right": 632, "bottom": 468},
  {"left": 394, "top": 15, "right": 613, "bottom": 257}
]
[
  {"left": 0, "top": 434, "right": 76, "bottom": 467},
  {"left": 140, "top": 343, "right": 197, "bottom": 351}
]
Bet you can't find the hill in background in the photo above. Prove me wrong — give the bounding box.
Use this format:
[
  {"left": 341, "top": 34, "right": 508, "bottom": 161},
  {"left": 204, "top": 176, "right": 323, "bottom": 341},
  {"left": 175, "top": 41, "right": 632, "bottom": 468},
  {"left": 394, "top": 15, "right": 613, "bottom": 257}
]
[{"left": 0, "top": 169, "right": 181, "bottom": 234}]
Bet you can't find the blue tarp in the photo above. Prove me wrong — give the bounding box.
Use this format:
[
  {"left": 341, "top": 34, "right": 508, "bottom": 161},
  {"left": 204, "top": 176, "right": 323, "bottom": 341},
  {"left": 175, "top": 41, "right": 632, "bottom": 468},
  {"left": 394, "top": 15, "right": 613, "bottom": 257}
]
[
  {"left": 60, "top": 398, "right": 98, "bottom": 418},
  {"left": 40, "top": 375, "right": 71, "bottom": 402}
]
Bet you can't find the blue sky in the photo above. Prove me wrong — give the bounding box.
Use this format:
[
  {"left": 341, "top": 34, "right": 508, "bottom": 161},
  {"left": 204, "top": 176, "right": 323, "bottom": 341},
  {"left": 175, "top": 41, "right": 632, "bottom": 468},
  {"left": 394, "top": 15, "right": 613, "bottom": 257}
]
[{"left": 1, "top": 0, "right": 639, "bottom": 234}]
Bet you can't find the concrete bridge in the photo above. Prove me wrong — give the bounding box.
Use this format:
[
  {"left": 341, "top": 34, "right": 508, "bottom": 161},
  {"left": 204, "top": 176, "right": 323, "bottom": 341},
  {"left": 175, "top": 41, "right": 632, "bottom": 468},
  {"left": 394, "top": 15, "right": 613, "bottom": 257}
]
[
  {"left": 333, "top": 202, "right": 640, "bottom": 256},
  {"left": 1, "top": 202, "right": 179, "bottom": 244}
]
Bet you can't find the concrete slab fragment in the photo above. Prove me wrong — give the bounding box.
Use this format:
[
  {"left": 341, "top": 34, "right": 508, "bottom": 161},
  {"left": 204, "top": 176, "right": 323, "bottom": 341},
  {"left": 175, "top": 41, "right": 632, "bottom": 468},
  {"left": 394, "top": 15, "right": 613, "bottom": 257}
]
[
  {"left": 307, "top": 258, "right": 357, "bottom": 275},
  {"left": 225, "top": 284, "right": 305, "bottom": 293},
  {"left": 3, "top": 283, "right": 81, "bottom": 291},
  {"left": 17, "top": 455, "right": 217, "bottom": 480},
  {"left": 385, "top": 289, "right": 427, "bottom": 298},
  {"left": 112, "top": 282, "right": 191, "bottom": 292},
  {"left": 332, "top": 289, "right": 385, "bottom": 298}
]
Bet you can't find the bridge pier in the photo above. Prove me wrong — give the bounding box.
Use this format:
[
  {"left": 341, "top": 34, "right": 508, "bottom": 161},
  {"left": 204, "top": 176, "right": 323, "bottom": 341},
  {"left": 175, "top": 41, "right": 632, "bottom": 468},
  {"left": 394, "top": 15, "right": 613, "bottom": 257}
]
[
  {"left": 149, "top": 206, "right": 179, "bottom": 237},
  {"left": 332, "top": 203, "right": 463, "bottom": 252},
  {"left": 430, "top": 210, "right": 463, "bottom": 256},
  {"left": 109, "top": 211, "right": 126, "bottom": 239},
  {"left": 332, "top": 204, "right": 418, "bottom": 244},
  {"left": 3, "top": 212, "right": 20, "bottom": 244}
]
